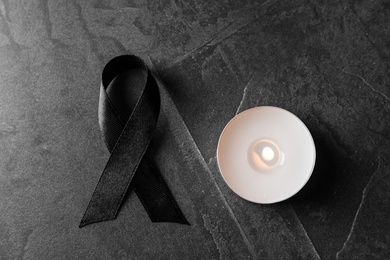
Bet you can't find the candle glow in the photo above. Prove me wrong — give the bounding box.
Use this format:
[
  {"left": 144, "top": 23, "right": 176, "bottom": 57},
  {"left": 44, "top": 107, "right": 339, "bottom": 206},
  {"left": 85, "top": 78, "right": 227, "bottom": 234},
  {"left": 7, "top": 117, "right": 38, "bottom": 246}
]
[
  {"left": 248, "top": 139, "right": 282, "bottom": 172},
  {"left": 262, "top": 147, "right": 275, "bottom": 161}
]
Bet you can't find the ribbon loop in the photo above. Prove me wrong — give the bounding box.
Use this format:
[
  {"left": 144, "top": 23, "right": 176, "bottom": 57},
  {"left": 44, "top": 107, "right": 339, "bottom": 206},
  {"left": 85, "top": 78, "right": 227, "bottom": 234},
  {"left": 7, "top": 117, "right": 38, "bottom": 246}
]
[{"left": 80, "top": 55, "right": 188, "bottom": 227}]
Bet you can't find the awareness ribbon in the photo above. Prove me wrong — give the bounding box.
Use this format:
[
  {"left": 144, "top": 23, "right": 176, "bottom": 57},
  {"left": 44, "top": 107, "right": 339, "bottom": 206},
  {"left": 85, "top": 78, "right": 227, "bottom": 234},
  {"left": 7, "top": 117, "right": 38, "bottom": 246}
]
[{"left": 80, "top": 55, "right": 188, "bottom": 227}]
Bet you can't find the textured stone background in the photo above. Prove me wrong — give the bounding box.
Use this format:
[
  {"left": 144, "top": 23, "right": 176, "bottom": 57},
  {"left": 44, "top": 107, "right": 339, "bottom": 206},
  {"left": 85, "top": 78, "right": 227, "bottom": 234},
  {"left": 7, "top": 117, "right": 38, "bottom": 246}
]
[{"left": 0, "top": 0, "right": 389, "bottom": 259}]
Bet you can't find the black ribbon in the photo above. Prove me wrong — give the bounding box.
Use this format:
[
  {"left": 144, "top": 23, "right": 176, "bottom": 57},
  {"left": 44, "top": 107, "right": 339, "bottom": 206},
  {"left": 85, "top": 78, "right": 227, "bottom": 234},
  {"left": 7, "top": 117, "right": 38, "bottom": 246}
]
[{"left": 80, "top": 55, "right": 188, "bottom": 227}]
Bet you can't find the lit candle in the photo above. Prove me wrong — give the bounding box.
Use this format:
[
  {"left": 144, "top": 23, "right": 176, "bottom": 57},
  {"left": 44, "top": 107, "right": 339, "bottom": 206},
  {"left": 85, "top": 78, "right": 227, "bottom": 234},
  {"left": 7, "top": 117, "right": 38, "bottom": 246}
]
[{"left": 217, "top": 106, "right": 316, "bottom": 204}]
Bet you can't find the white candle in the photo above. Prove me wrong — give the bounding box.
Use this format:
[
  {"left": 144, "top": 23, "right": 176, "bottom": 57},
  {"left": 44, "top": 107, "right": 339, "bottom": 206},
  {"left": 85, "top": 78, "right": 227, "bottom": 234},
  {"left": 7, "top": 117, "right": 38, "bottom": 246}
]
[{"left": 217, "top": 106, "right": 316, "bottom": 204}]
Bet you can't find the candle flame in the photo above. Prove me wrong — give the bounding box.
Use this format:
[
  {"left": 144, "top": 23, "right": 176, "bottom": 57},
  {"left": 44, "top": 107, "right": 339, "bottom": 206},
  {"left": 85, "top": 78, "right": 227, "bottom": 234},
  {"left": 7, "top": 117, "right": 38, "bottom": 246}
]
[{"left": 262, "top": 147, "right": 275, "bottom": 161}]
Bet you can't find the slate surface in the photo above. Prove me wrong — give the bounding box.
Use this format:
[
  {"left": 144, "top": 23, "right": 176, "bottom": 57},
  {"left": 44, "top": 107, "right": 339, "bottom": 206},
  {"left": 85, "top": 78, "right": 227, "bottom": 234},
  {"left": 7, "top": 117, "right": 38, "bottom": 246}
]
[{"left": 0, "top": 0, "right": 389, "bottom": 259}]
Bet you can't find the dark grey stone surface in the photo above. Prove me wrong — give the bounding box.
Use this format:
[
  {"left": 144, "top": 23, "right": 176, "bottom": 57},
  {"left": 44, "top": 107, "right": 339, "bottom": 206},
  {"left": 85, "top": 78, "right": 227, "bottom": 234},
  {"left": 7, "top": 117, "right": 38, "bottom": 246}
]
[{"left": 0, "top": 0, "right": 389, "bottom": 259}]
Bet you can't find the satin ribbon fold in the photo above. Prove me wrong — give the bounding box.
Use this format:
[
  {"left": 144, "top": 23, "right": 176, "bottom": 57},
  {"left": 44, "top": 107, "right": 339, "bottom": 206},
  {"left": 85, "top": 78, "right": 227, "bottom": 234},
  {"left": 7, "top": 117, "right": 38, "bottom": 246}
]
[{"left": 80, "top": 55, "right": 188, "bottom": 227}]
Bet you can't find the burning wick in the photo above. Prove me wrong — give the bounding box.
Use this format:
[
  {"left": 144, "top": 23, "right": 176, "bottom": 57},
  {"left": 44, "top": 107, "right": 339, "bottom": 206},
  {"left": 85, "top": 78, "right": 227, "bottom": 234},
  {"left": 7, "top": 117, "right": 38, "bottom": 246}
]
[
  {"left": 262, "top": 146, "right": 275, "bottom": 161},
  {"left": 248, "top": 139, "right": 284, "bottom": 172}
]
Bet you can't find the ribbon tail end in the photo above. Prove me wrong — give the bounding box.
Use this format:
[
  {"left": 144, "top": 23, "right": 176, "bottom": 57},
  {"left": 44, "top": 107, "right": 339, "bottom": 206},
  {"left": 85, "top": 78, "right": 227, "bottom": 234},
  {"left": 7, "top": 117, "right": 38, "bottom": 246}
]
[
  {"left": 79, "top": 213, "right": 117, "bottom": 228},
  {"left": 150, "top": 219, "right": 190, "bottom": 226},
  {"left": 178, "top": 219, "right": 190, "bottom": 226},
  {"left": 79, "top": 217, "right": 97, "bottom": 228},
  {"left": 150, "top": 214, "right": 190, "bottom": 226},
  {"left": 175, "top": 213, "right": 190, "bottom": 225}
]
